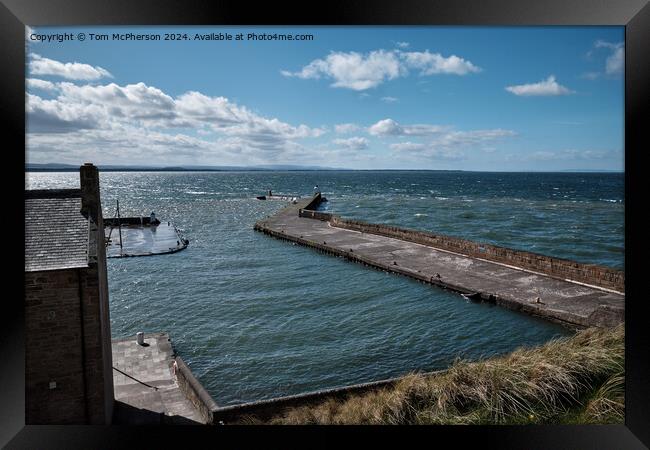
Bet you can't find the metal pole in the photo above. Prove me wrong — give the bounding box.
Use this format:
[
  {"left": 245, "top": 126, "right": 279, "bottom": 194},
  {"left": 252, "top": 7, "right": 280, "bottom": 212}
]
[{"left": 117, "top": 199, "right": 123, "bottom": 256}]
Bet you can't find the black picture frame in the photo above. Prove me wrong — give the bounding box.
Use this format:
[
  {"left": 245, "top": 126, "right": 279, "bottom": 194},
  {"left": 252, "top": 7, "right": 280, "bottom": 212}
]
[{"left": 3, "top": 0, "right": 648, "bottom": 447}]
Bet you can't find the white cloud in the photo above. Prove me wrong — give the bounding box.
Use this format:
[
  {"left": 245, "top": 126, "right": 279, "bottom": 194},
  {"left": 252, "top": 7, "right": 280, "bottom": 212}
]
[
  {"left": 369, "top": 118, "right": 402, "bottom": 135},
  {"left": 27, "top": 93, "right": 102, "bottom": 133},
  {"left": 595, "top": 41, "right": 624, "bottom": 75},
  {"left": 388, "top": 128, "right": 516, "bottom": 161},
  {"left": 27, "top": 79, "right": 324, "bottom": 140},
  {"left": 332, "top": 136, "right": 369, "bottom": 150},
  {"left": 282, "top": 48, "right": 481, "bottom": 90},
  {"left": 594, "top": 40, "right": 621, "bottom": 50},
  {"left": 400, "top": 51, "right": 481, "bottom": 76},
  {"left": 380, "top": 96, "right": 399, "bottom": 103},
  {"left": 281, "top": 50, "right": 404, "bottom": 90},
  {"left": 29, "top": 53, "right": 113, "bottom": 80},
  {"left": 334, "top": 123, "right": 361, "bottom": 134},
  {"left": 27, "top": 78, "right": 58, "bottom": 92},
  {"left": 389, "top": 142, "right": 426, "bottom": 152},
  {"left": 26, "top": 57, "right": 327, "bottom": 165},
  {"left": 175, "top": 90, "right": 325, "bottom": 142},
  {"left": 585, "top": 41, "right": 624, "bottom": 78},
  {"left": 395, "top": 41, "right": 410, "bottom": 48},
  {"left": 59, "top": 82, "right": 176, "bottom": 121},
  {"left": 605, "top": 46, "right": 624, "bottom": 75},
  {"left": 432, "top": 129, "right": 516, "bottom": 147},
  {"left": 368, "top": 118, "right": 448, "bottom": 136},
  {"left": 505, "top": 75, "right": 573, "bottom": 96}
]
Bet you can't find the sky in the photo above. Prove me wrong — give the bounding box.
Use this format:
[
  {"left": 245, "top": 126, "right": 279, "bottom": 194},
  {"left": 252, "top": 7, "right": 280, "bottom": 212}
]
[{"left": 25, "top": 26, "right": 624, "bottom": 171}]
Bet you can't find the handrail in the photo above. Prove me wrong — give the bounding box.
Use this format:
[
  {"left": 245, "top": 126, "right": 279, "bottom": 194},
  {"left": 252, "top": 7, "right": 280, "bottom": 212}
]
[{"left": 112, "top": 366, "right": 159, "bottom": 390}]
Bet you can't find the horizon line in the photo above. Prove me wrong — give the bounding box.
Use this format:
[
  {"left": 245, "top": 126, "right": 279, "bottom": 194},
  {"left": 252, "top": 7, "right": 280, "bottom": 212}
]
[{"left": 25, "top": 163, "right": 624, "bottom": 174}]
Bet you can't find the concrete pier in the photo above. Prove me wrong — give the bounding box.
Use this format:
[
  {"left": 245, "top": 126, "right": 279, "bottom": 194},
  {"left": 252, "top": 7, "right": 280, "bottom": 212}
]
[
  {"left": 254, "top": 194, "right": 624, "bottom": 329},
  {"left": 105, "top": 221, "right": 188, "bottom": 258},
  {"left": 111, "top": 333, "right": 215, "bottom": 424},
  {"left": 256, "top": 193, "right": 301, "bottom": 201}
]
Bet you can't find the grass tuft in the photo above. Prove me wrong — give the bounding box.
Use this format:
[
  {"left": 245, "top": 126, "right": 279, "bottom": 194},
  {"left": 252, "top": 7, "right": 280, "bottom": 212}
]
[{"left": 253, "top": 325, "right": 624, "bottom": 425}]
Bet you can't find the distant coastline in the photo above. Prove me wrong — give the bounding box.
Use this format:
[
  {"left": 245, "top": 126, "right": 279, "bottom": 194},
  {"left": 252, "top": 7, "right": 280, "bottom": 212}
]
[
  {"left": 25, "top": 163, "right": 623, "bottom": 173},
  {"left": 26, "top": 164, "right": 349, "bottom": 172}
]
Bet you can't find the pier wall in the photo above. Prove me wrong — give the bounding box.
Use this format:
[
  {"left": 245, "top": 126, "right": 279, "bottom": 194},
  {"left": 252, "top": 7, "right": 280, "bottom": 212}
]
[
  {"left": 253, "top": 193, "right": 625, "bottom": 328},
  {"left": 301, "top": 192, "right": 324, "bottom": 211},
  {"left": 328, "top": 216, "right": 624, "bottom": 293},
  {"left": 293, "top": 192, "right": 623, "bottom": 292},
  {"left": 209, "top": 372, "right": 442, "bottom": 424},
  {"left": 174, "top": 356, "right": 219, "bottom": 424},
  {"left": 298, "top": 209, "right": 333, "bottom": 221}
]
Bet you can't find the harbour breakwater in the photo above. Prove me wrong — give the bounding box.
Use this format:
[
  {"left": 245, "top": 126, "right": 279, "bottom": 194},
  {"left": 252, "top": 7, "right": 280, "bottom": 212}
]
[
  {"left": 300, "top": 210, "right": 623, "bottom": 293},
  {"left": 255, "top": 193, "right": 624, "bottom": 329}
]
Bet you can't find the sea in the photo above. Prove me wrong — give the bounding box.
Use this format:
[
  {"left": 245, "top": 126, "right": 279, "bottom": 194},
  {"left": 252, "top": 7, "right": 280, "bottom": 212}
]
[{"left": 26, "top": 170, "right": 624, "bottom": 405}]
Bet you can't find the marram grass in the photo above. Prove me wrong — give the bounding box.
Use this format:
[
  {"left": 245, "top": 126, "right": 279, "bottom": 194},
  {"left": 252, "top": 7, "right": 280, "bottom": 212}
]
[{"left": 242, "top": 325, "right": 624, "bottom": 425}]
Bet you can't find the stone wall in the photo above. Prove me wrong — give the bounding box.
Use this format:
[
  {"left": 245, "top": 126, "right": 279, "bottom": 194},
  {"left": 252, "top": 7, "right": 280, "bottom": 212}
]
[
  {"left": 329, "top": 217, "right": 624, "bottom": 292},
  {"left": 80, "top": 262, "right": 113, "bottom": 424},
  {"left": 174, "top": 356, "right": 218, "bottom": 424},
  {"left": 298, "top": 209, "right": 332, "bottom": 221},
  {"left": 25, "top": 269, "right": 87, "bottom": 424},
  {"left": 25, "top": 265, "right": 113, "bottom": 424},
  {"left": 211, "top": 376, "right": 403, "bottom": 424},
  {"left": 210, "top": 368, "right": 447, "bottom": 424}
]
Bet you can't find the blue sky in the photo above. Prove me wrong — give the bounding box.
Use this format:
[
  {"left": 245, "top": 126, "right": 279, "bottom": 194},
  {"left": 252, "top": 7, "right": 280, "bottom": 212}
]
[{"left": 26, "top": 26, "right": 624, "bottom": 171}]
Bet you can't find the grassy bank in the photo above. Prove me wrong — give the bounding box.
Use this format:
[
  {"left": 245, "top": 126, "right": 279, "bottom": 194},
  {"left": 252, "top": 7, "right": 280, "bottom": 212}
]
[{"left": 244, "top": 325, "right": 624, "bottom": 425}]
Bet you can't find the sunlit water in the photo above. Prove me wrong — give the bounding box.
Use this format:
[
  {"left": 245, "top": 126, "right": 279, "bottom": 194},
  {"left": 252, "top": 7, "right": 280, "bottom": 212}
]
[{"left": 26, "top": 171, "right": 623, "bottom": 405}]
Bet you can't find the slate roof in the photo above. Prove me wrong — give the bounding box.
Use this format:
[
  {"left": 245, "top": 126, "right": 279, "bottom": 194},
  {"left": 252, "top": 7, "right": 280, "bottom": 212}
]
[{"left": 25, "top": 194, "right": 89, "bottom": 272}]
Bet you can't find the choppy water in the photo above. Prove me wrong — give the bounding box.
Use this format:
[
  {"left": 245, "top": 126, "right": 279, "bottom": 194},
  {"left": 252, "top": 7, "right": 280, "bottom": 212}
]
[{"left": 26, "top": 171, "right": 623, "bottom": 405}]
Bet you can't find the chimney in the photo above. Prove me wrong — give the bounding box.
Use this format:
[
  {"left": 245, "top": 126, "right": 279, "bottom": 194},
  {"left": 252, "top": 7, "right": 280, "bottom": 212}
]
[{"left": 80, "top": 163, "right": 100, "bottom": 221}]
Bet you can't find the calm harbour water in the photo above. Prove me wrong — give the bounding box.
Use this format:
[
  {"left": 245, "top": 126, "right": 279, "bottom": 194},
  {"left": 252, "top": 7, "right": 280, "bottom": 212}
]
[{"left": 26, "top": 171, "right": 623, "bottom": 405}]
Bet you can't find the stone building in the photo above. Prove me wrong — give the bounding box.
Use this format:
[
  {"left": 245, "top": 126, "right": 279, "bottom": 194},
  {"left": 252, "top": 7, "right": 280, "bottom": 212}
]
[{"left": 24, "top": 164, "right": 114, "bottom": 424}]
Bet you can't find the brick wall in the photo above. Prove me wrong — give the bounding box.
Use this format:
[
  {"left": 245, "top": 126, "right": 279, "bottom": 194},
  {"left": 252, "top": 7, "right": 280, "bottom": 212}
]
[
  {"left": 25, "top": 270, "right": 87, "bottom": 424},
  {"left": 25, "top": 267, "right": 113, "bottom": 424},
  {"left": 79, "top": 263, "right": 113, "bottom": 424},
  {"left": 330, "top": 217, "right": 624, "bottom": 292}
]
